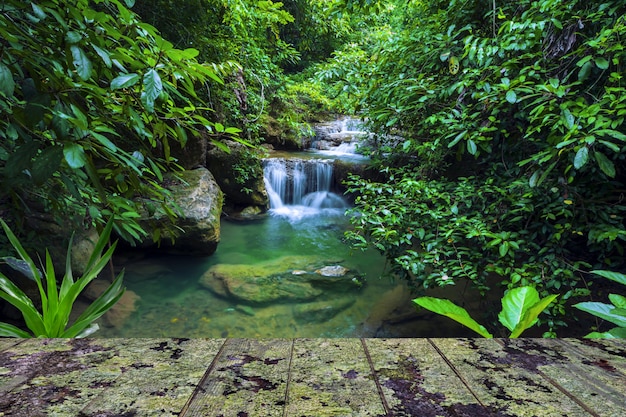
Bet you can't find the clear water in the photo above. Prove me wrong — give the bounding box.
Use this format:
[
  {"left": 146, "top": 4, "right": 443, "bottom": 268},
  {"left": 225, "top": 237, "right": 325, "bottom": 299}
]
[{"left": 97, "top": 212, "right": 402, "bottom": 338}]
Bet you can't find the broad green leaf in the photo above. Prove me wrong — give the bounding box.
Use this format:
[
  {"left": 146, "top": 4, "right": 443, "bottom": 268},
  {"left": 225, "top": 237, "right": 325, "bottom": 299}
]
[
  {"left": 110, "top": 73, "right": 140, "bottom": 90},
  {"left": 141, "top": 68, "right": 162, "bottom": 113},
  {"left": 529, "top": 170, "right": 540, "bottom": 188},
  {"left": 510, "top": 294, "right": 558, "bottom": 338},
  {"left": 448, "top": 130, "right": 467, "bottom": 148},
  {"left": 65, "top": 31, "right": 82, "bottom": 44},
  {"left": 573, "top": 302, "right": 626, "bottom": 327},
  {"left": 70, "top": 45, "right": 92, "bottom": 81},
  {"left": 594, "top": 151, "right": 616, "bottom": 178},
  {"left": 31, "top": 2, "right": 47, "bottom": 19},
  {"left": 608, "top": 294, "right": 626, "bottom": 309},
  {"left": 574, "top": 147, "right": 588, "bottom": 169},
  {"left": 595, "top": 57, "right": 609, "bottom": 69},
  {"left": 578, "top": 61, "right": 592, "bottom": 81},
  {"left": 562, "top": 108, "right": 575, "bottom": 130},
  {"left": 498, "top": 286, "right": 540, "bottom": 332},
  {"left": 63, "top": 143, "right": 87, "bottom": 169},
  {"left": 0, "top": 63, "right": 15, "bottom": 97},
  {"left": 596, "top": 129, "right": 626, "bottom": 141},
  {"left": 467, "top": 139, "right": 477, "bottom": 155},
  {"left": 592, "top": 270, "right": 626, "bottom": 285},
  {"left": 585, "top": 327, "right": 626, "bottom": 338},
  {"left": 505, "top": 90, "right": 517, "bottom": 104},
  {"left": 413, "top": 297, "right": 493, "bottom": 338}
]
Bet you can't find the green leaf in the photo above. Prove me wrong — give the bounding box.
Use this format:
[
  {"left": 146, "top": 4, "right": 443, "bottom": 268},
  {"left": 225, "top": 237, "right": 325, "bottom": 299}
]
[
  {"left": 110, "top": 73, "right": 140, "bottom": 90},
  {"left": 498, "top": 287, "right": 540, "bottom": 332},
  {"left": 92, "top": 44, "right": 112, "bottom": 68},
  {"left": 467, "top": 139, "right": 477, "bottom": 155},
  {"left": 573, "top": 302, "right": 626, "bottom": 327},
  {"left": 609, "top": 294, "right": 626, "bottom": 309},
  {"left": 574, "top": 147, "right": 588, "bottom": 169},
  {"left": 0, "top": 322, "right": 32, "bottom": 337},
  {"left": 505, "top": 90, "right": 517, "bottom": 104},
  {"left": 63, "top": 143, "right": 87, "bottom": 169},
  {"left": 413, "top": 297, "right": 493, "bottom": 338},
  {"left": 562, "top": 108, "right": 575, "bottom": 130},
  {"left": 592, "top": 270, "right": 626, "bottom": 285},
  {"left": 595, "top": 57, "right": 610, "bottom": 70},
  {"left": 141, "top": 68, "right": 162, "bottom": 113},
  {"left": 0, "top": 63, "right": 15, "bottom": 97},
  {"left": 510, "top": 294, "right": 558, "bottom": 338},
  {"left": 585, "top": 327, "right": 626, "bottom": 338},
  {"left": 578, "top": 61, "right": 592, "bottom": 81},
  {"left": 448, "top": 130, "right": 467, "bottom": 148},
  {"left": 594, "top": 151, "right": 616, "bottom": 178},
  {"left": 596, "top": 129, "right": 626, "bottom": 141},
  {"left": 31, "top": 2, "right": 47, "bottom": 19},
  {"left": 65, "top": 31, "right": 82, "bottom": 44},
  {"left": 70, "top": 45, "right": 93, "bottom": 81}
]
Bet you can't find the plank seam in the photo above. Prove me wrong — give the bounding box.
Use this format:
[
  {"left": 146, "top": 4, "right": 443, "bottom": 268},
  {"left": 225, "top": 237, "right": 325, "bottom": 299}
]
[
  {"left": 427, "top": 338, "right": 488, "bottom": 408},
  {"left": 177, "top": 338, "right": 228, "bottom": 417},
  {"left": 495, "top": 339, "right": 603, "bottom": 417},
  {"left": 361, "top": 338, "right": 391, "bottom": 416},
  {"left": 281, "top": 339, "right": 295, "bottom": 417}
]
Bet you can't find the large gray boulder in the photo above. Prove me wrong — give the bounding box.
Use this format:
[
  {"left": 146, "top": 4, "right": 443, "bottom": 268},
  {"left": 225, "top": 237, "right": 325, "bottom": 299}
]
[{"left": 137, "top": 167, "right": 223, "bottom": 256}]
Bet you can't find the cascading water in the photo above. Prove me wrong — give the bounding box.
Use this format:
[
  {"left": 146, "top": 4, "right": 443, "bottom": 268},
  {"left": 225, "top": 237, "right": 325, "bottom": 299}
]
[
  {"left": 310, "top": 117, "right": 369, "bottom": 159},
  {"left": 263, "top": 158, "right": 348, "bottom": 221}
]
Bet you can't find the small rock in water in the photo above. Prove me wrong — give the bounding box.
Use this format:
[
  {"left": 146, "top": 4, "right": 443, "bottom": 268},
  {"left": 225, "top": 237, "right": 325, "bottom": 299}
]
[
  {"left": 315, "top": 265, "right": 349, "bottom": 277},
  {"left": 291, "top": 270, "right": 308, "bottom": 275}
]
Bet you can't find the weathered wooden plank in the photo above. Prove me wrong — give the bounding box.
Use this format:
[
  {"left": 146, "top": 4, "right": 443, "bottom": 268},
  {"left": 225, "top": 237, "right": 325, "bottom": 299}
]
[
  {"left": 364, "top": 338, "right": 490, "bottom": 416},
  {"left": 433, "top": 338, "right": 593, "bottom": 417},
  {"left": 78, "top": 338, "right": 224, "bottom": 417},
  {"left": 510, "top": 338, "right": 626, "bottom": 417},
  {"left": 285, "top": 338, "right": 386, "bottom": 416},
  {"left": 181, "top": 338, "right": 291, "bottom": 417},
  {"left": 0, "top": 338, "right": 25, "bottom": 352},
  {"left": 0, "top": 338, "right": 137, "bottom": 417}
]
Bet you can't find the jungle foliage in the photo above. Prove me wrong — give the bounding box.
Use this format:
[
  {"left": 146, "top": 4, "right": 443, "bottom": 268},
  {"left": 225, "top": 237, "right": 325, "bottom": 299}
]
[
  {"left": 0, "top": 0, "right": 242, "bottom": 246},
  {"left": 319, "top": 0, "right": 626, "bottom": 334}
]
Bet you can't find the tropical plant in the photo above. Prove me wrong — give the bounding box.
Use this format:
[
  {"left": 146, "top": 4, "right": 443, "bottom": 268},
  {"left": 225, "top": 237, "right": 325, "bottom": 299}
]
[
  {"left": 0, "top": 219, "right": 124, "bottom": 338},
  {"left": 413, "top": 286, "right": 558, "bottom": 338},
  {"left": 573, "top": 270, "right": 626, "bottom": 338}
]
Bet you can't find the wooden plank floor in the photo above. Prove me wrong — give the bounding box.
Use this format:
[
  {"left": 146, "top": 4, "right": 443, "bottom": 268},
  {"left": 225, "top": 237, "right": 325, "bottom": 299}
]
[{"left": 1, "top": 338, "right": 625, "bottom": 417}]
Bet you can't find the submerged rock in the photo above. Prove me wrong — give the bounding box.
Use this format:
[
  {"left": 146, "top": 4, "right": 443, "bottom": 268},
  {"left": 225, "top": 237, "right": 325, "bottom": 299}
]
[{"left": 199, "top": 256, "right": 361, "bottom": 304}]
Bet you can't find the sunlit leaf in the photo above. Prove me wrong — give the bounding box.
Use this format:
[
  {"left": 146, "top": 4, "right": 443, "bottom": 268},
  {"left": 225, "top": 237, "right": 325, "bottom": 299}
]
[
  {"left": 505, "top": 90, "right": 517, "bottom": 104},
  {"left": 63, "top": 143, "right": 87, "bottom": 169},
  {"left": 499, "top": 287, "right": 540, "bottom": 332},
  {"left": 574, "top": 146, "right": 588, "bottom": 169},
  {"left": 414, "top": 297, "right": 493, "bottom": 338},
  {"left": 141, "top": 68, "right": 162, "bottom": 113}
]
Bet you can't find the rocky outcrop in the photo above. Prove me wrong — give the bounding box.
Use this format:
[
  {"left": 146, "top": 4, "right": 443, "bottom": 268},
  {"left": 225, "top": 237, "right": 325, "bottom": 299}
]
[
  {"left": 206, "top": 140, "right": 268, "bottom": 218},
  {"left": 137, "top": 167, "right": 223, "bottom": 256},
  {"left": 199, "top": 255, "right": 363, "bottom": 304}
]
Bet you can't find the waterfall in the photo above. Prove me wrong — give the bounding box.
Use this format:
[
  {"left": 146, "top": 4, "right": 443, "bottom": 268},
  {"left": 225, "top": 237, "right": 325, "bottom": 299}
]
[
  {"left": 263, "top": 158, "right": 348, "bottom": 221},
  {"left": 310, "top": 117, "right": 369, "bottom": 159}
]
